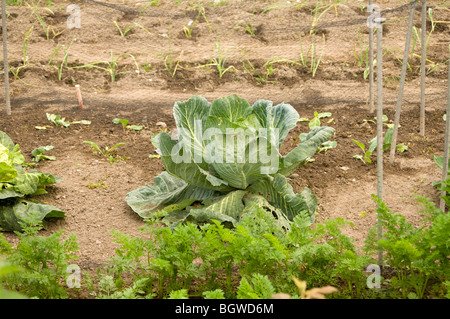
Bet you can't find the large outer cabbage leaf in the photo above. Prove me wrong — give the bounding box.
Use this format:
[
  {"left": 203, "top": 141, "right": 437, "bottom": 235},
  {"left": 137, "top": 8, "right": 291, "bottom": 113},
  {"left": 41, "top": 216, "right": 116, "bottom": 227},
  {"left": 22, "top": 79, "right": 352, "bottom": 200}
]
[
  {"left": 279, "top": 126, "right": 335, "bottom": 176},
  {"left": 125, "top": 171, "right": 217, "bottom": 218},
  {"left": 173, "top": 95, "right": 211, "bottom": 170},
  {"left": 165, "top": 190, "right": 247, "bottom": 228},
  {"left": 433, "top": 155, "right": 450, "bottom": 171},
  {"left": 251, "top": 99, "right": 299, "bottom": 148},
  {"left": 249, "top": 174, "right": 318, "bottom": 222},
  {"left": 0, "top": 199, "right": 65, "bottom": 232},
  {"left": 156, "top": 132, "right": 231, "bottom": 191}
]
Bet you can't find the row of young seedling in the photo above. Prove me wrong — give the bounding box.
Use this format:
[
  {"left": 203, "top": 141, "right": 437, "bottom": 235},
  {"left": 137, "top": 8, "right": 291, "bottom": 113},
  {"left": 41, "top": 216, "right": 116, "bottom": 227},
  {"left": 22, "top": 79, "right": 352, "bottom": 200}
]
[{"left": 7, "top": 0, "right": 449, "bottom": 87}]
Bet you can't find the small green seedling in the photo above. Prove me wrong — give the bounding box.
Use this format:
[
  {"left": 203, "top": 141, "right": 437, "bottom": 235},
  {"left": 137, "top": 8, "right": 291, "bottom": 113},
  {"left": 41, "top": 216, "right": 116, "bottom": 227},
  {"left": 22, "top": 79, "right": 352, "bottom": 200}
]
[
  {"left": 9, "top": 26, "right": 34, "bottom": 86},
  {"left": 353, "top": 124, "right": 408, "bottom": 164},
  {"left": 27, "top": 1, "right": 64, "bottom": 40},
  {"left": 46, "top": 113, "right": 91, "bottom": 127},
  {"left": 31, "top": 146, "right": 55, "bottom": 162},
  {"left": 234, "top": 20, "right": 257, "bottom": 37},
  {"left": 48, "top": 38, "right": 74, "bottom": 81},
  {"left": 112, "top": 118, "right": 144, "bottom": 131},
  {"left": 113, "top": 19, "right": 149, "bottom": 37},
  {"left": 318, "top": 141, "right": 337, "bottom": 153},
  {"left": 298, "top": 111, "right": 336, "bottom": 154},
  {"left": 71, "top": 51, "right": 139, "bottom": 82},
  {"left": 46, "top": 113, "right": 70, "bottom": 127},
  {"left": 298, "top": 111, "right": 333, "bottom": 129},
  {"left": 352, "top": 139, "right": 376, "bottom": 164},
  {"left": 83, "top": 141, "right": 127, "bottom": 164},
  {"left": 241, "top": 54, "right": 276, "bottom": 85},
  {"left": 207, "top": 40, "right": 235, "bottom": 79},
  {"left": 113, "top": 118, "right": 129, "bottom": 129},
  {"left": 86, "top": 181, "right": 108, "bottom": 189}
]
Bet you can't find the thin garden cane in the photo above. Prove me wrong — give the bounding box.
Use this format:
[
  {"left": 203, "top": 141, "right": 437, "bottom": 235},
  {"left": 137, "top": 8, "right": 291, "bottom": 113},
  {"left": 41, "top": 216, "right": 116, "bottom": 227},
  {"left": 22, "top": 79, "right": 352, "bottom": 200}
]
[
  {"left": 368, "top": 0, "right": 375, "bottom": 113},
  {"left": 389, "top": 0, "right": 417, "bottom": 163},
  {"left": 2, "top": 0, "right": 11, "bottom": 115},
  {"left": 439, "top": 45, "right": 450, "bottom": 212},
  {"left": 375, "top": 17, "right": 385, "bottom": 267},
  {"left": 420, "top": 0, "right": 427, "bottom": 136}
]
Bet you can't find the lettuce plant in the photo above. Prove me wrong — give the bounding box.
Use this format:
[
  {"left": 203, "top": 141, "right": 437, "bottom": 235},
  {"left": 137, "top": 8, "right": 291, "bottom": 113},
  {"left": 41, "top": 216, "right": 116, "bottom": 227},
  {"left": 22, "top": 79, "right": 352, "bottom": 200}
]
[
  {"left": 0, "top": 131, "right": 64, "bottom": 232},
  {"left": 126, "top": 94, "right": 334, "bottom": 227}
]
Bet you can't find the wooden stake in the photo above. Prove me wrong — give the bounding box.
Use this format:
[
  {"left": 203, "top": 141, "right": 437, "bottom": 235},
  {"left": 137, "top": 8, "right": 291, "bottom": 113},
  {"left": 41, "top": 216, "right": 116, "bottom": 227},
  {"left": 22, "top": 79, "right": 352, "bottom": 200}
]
[
  {"left": 389, "top": 0, "right": 417, "bottom": 163},
  {"left": 375, "top": 16, "right": 386, "bottom": 267},
  {"left": 1, "top": 0, "right": 11, "bottom": 115},
  {"left": 420, "top": 0, "right": 427, "bottom": 136},
  {"left": 75, "top": 85, "right": 84, "bottom": 109},
  {"left": 368, "top": 0, "right": 375, "bottom": 113},
  {"left": 440, "top": 44, "right": 450, "bottom": 212}
]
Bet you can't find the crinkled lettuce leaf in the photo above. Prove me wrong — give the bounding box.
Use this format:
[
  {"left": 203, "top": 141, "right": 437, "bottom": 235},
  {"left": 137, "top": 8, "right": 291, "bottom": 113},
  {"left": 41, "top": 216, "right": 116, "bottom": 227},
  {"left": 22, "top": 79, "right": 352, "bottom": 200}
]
[{"left": 1, "top": 131, "right": 64, "bottom": 232}]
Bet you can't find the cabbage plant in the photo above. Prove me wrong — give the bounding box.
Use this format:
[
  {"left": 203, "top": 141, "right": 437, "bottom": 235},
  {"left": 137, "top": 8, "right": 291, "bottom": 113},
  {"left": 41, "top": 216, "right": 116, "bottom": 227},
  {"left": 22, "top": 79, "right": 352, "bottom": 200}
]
[
  {"left": 0, "top": 131, "right": 64, "bottom": 231},
  {"left": 126, "top": 94, "right": 334, "bottom": 228}
]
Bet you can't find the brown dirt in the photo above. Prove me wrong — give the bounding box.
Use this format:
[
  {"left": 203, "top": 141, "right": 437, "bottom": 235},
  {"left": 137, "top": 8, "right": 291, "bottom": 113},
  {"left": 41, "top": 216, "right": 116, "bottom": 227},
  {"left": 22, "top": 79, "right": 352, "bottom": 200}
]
[{"left": 0, "top": 0, "right": 449, "bottom": 297}]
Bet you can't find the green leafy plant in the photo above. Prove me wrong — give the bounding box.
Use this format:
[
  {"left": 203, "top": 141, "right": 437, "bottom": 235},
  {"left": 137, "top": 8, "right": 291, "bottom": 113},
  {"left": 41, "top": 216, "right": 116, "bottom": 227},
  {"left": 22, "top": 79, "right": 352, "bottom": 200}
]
[
  {"left": 113, "top": 19, "right": 149, "bottom": 38},
  {"left": 113, "top": 118, "right": 129, "bottom": 129},
  {"left": 9, "top": 26, "right": 34, "bottom": 86},
  {"left": 411, "top": 8, "right": 448, "bottom": 75},
  {"left": 298, "top": 31, "right": 325, "bottom": 77},
  {"left": 31, "top": 146, "right": 55, "bottom": 163},
  {"left": 237, "top": 273, "right": 276, "bottom": 299},
  {"left": 46, "top": 113, "right": 91, "bottom": 128},
  {"left": 234, "top": 20, "right": 257, "bottom": 37},
  {"left": 163, "top": 26, "right": 183, "bottom": 78},
  {"left": 126, "top": 94, "right": 334, "bottom": 227},
  {"left": 298, "top": 112, "right": 336, "bottom": 153},
  {"left": 365, "top": 195, "right": 450, "bottom": 299},
  {"left": 0, "top": 131, "right": 64, "bottom": 232},
  {"left": 0, "top": 259, "right": 27, "bottom": 299},
  {"left": 182, "top": 0, "right": 213, "bottom": 39},
  {"left": 27, "top": 1, "right": 63, "bottom": 40},
  {"left": 207, "top": 40, "right": 235, "bottom": 79},
  {"left": 48, "top": 38, "right": 73, "bottom": 81},
  {"left": 353, "top": 116, "right": 407, "bottom": 164},
  {"left": 242, "top": 56, "right": 276, "bottom": 85},
  {"left": 0, "top": 223, "right": 79, "bottom": 299},
  {"left": 46, "top": 113, "right": 70, "bottom": 127},
  {"left": 287, "top": 214, "right": 357, "bottom": 289},
  {"left": 354, "top": 27, "right": 375, "bottom": 80},
  {"left": 71, "top": 51, "right": 139, "bottom": 82},
  {"left": 95, "top": 203, "right": 356, "bottom": 299},
  {"left": 352, "top": 139, "right": 376, "bottom": 164},
  {"left": 112, "top": 118, "right": 143, "bottom": 131},
  {"left": 298, "top": 111, "right": 333, "bottom": 130},
  {"left": 83, "top": 141, "right": 127, "bottom": 164},
  {"left": 202, "top": 289, "right": 225, "bottom": 299}
]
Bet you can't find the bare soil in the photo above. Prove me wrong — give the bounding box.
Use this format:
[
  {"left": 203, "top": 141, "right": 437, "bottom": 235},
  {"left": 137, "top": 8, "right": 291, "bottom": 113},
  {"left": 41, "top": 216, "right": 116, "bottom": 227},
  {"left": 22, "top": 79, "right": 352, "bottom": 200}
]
[{"left": 0, "top": 0, "right": 449, "bottom": 297}]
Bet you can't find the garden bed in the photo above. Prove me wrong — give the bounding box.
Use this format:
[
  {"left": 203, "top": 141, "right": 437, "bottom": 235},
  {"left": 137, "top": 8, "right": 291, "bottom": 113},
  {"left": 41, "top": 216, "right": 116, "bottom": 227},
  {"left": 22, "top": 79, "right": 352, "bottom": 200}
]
[{"left": 0, "top": 0, "right": 449, "bottom": 298}]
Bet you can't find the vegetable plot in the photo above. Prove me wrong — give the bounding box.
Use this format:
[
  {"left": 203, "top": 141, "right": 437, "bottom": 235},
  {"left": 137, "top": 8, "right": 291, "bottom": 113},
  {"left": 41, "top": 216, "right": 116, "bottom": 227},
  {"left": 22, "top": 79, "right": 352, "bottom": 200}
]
[
  {"left": 126, "top": 94, "right": 334, "bottom": 227},
  {"left": 0, "top": 131, "right": 64, "bottom": 231}
]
